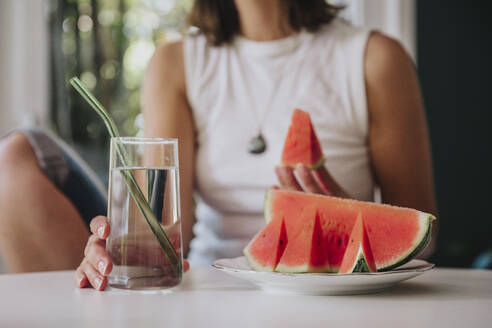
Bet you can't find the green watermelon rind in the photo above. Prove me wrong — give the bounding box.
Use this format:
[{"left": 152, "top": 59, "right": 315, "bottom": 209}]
[
  {"left": 339, "top": 245, "right": 367, "bottom": 273},
  {"left": 353, "top": 257, "right": 372, "bottom": 273},
  {"left": 310, "top": 157, "right": 326, "bottom": 170},
  {"left": 377, "top": 212, "right": 435, "bottom": 271},
  {"left": 283, "top": 156, "right": 326, "bottom": 171},
  {"left": 351, "top": 247, "right": 373, "bottom": 273},
  {"left": 264, "top": 190, "right": 436, "bottom": 271},
  {"left": 340, "top": 243, "right": 377, "bottom": 273}
]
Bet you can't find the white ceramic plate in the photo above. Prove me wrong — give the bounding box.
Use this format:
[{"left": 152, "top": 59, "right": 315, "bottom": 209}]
[{"left": 212, "top": 256, "right": 434, "bottom": 295}]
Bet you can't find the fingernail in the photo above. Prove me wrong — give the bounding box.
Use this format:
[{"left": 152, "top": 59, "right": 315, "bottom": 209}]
[
  {"left": 94, "top": 276, "right": 103, "bottom": 290},
  {"left": 97, "top": 226, "right": 105, "bottom": 238},
  {"left": 293, "top": 169, "right": 301, "bottom": 181},
  {"left": 293, "top": 170, "right": 306, "bottom": 190},
  {"left": 98, "top": 260, "right": 106, "bottom": 275}
]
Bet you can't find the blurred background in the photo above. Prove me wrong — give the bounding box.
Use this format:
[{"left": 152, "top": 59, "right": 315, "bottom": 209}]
[{"left": 0, "top": 0, "right": 490, "bottom": 272}]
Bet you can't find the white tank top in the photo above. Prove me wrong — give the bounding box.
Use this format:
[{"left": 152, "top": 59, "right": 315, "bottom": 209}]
[{"left": 183, "top": 18, "right": 374, "bottom": 266}]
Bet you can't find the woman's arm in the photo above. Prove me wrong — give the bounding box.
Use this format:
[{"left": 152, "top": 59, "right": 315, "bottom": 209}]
[
  {"left": 365, "top": 33, "right": 438, "bottom": 256},
  {"left": 141, "top": 41, "right": 195, "bottom": 256}
]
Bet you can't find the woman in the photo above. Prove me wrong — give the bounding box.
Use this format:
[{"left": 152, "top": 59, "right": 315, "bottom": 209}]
[{"left": 0, "top": 0, "right": 436, "bottom": 289}]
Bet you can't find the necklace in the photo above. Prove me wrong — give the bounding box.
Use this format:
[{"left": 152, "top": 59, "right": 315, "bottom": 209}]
[
  {"left": 234, "top": 33, "right": 303, "bottom": 155},
  {"left": 240, "top": 66, "right": 282, "bottom": 155},
  {"left": 241, "top": 71, "right": 276, "bottom": 155},
  {"left": 248, "top": 132, "right": 267, "bottom": 154}
]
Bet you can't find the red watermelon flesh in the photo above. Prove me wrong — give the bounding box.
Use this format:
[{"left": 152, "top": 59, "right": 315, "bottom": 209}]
[
  {"left": 243, "top": 218, "right": 287, "bottom": 271},
  {"left": 265, "top": 189, "right": 435, "bottom": 271},
  {"left": 338, "top": 214, "right": 377, "bottom": 273},
  {"left": 281, "top": 109, "right": 325, "bottom": 169},
  {"left": 275, "top": 208, "right": 330, "bottom": 273}
]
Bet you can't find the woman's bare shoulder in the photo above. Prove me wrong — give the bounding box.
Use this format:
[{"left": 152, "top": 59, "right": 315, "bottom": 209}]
[
  {"left": 365, "top": 32, "right": 414, "bottom": 85},
  {"left": 145, "top": 41, "right": 185, "bottom": 91},
  {"left": 140, "top": 40, "right": 191, "bottom": 131},
  {"left": 153, "top": 41, "right": 183, "bottom": 64}
]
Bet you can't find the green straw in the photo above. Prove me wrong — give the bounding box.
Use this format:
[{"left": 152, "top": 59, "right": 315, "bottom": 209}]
[{"left": 70, "top": 77, "right": 181, "bottom": 276}]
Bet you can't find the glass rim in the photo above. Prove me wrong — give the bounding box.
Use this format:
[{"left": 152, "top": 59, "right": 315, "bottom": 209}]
[{"left": 111, "top": 137, "right": 178, "bottom": 145}]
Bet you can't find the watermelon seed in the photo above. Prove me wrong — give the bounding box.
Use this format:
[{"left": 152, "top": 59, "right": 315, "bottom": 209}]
[
  {"left": 280, "top": 240, "right": 284, "bottom": 245},
  {"left": 262, "top": 234, "right": 266, "bottom": 238}
]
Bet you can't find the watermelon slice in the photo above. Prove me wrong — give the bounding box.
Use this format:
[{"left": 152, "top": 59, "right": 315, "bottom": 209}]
[
  {"left": 243, "top": 217, "right": 288, "bottom": 271},
  {"left": 338, "top": 213, "right": 377, "bottom": 273},
  {"left": 275, "top": 207, "right": 330, "bottom": 273},
  {"left": 281, "top": 109, "right": 325, "bottom": 169},
  {"left": 264, "top": 189, "right": 435, "bottom": 271}
]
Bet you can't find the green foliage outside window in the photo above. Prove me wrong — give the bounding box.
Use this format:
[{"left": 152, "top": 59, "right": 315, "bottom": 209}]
[{"left": 48, "top": 0, "right": 191, "bottom": 178}]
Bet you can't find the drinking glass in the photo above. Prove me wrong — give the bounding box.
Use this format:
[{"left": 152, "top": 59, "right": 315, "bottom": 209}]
[{"left": 106, "top": 137, "right": 183, "bottom": 289}]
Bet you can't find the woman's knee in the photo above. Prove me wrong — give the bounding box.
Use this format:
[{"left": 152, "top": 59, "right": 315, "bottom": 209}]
[{"left": 0, "top": 132, "right": 37, "bottom": 170}]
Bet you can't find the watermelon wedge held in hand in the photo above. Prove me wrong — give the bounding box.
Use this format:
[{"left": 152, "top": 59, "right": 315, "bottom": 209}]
[
  {"left": 243, "top": 218, "right": 288, "bottom": 271},
  {"left": 264, "top": 189, "right": 435, "bottom": 271},
  {"left": 338, "top": 213, "right": 377, "bottom": 273},
  {"left": 281, "top": 109, "right": 325, "bottom": 169},
  {"left": 275, "top": 208, "right": 331, "bottom": 273}
]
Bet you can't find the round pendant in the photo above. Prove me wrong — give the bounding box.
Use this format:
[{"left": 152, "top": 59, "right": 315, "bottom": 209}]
[{"left": 248, "top": 134, "right": 267, "bottom": 154}]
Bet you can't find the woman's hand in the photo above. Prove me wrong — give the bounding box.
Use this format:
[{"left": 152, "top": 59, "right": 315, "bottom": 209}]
[
  {"left": 74, "top": 216, "right": 189, "bottom": 291},
  {"left": 275, "top": 163, "right": 350, "bottom": 198},
  {"left": 74, "top": 216, "right": 112, "bottom": 291}
]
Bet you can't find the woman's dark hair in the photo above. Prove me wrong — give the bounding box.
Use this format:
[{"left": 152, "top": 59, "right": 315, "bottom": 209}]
[{"left": 188, "top": 0, "right": 342, "bottom": 46}]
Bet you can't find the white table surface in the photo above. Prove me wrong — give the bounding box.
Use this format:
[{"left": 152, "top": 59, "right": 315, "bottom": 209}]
[{"left": 0, "top": 266, "right": 491, "bottom": 328}]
